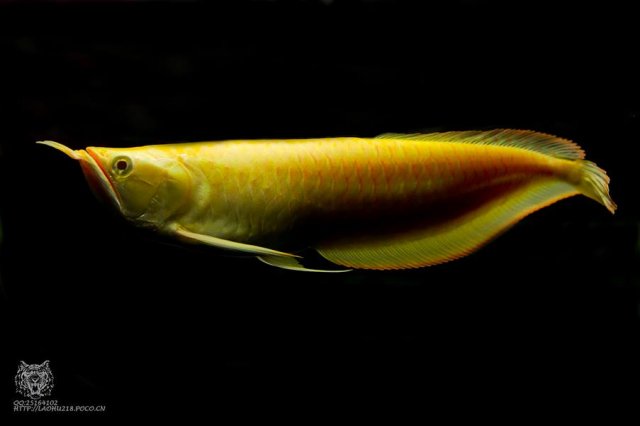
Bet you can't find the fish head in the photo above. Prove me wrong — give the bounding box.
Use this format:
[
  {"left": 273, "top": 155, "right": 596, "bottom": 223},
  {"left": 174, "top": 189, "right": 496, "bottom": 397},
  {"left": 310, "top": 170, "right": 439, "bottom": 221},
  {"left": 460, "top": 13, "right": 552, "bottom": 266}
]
[{"left": 38, "top": 141, "right": 192, "bottom": 226}]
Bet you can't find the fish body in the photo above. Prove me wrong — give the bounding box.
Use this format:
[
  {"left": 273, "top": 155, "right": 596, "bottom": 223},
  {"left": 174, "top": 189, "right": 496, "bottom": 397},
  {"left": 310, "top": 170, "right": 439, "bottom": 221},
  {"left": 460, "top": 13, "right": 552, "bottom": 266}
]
[{"left": 38, "top": 130, "right": 615, "bottom": 271}]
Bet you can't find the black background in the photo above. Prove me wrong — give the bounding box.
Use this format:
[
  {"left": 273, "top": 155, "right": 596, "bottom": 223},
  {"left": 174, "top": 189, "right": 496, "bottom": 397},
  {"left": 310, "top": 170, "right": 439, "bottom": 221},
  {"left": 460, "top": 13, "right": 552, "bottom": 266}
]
[{"left": 1, "top": 0, "right": 639, "bottom": 419}]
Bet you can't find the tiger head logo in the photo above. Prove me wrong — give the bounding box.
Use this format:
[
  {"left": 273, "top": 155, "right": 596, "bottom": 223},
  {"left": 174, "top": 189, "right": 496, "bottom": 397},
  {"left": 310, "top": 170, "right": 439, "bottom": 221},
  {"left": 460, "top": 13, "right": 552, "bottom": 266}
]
[{"left": 15, "top": 361, "right": 54, "bottom": 400}]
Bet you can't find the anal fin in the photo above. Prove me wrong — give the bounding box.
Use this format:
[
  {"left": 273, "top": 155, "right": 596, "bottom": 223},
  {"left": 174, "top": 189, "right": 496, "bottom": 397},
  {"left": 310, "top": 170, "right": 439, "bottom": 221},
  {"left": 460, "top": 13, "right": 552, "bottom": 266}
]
[{"left": 316, "top": 178, "right": 580, "bottom": 270}]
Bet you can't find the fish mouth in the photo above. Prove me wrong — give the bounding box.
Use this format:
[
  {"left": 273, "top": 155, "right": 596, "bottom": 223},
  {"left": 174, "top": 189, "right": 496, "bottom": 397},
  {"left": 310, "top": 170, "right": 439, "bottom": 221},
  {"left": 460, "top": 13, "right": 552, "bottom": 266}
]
[{"left": 37, "top": 140, "right": 123, "bottom": 212}]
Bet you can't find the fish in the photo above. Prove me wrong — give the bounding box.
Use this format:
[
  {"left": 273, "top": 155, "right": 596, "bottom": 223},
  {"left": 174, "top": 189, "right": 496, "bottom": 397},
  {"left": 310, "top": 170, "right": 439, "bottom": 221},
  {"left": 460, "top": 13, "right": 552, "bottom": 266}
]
[{"left": 37, "top": 129, "right": 615, "bottom": 272}]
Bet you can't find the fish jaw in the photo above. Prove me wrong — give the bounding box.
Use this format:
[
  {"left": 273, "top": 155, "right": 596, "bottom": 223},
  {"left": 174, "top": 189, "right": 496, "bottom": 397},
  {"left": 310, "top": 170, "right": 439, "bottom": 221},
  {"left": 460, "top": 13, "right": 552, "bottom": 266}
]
[{"left": 37, "top": 141, "right": 123, "bottom": 212}]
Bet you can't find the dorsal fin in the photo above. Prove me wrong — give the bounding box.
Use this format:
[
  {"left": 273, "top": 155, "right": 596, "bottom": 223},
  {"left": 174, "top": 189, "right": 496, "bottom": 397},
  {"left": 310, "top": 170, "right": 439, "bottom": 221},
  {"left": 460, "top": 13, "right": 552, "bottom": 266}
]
[{"left": 375, "top": 129, "right": 585, "bottom": 160}]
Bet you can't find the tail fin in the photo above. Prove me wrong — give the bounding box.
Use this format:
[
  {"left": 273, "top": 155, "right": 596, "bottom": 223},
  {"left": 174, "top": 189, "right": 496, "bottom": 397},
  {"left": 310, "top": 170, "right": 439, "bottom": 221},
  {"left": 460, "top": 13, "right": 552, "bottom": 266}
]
[{"left": 576, "top": 160, "right": 616, "bottom": 214}]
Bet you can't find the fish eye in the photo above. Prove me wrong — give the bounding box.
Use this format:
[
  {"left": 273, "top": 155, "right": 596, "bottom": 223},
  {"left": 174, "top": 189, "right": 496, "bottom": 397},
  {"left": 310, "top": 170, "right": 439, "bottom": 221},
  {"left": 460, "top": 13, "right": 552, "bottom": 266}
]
[{"left": 112, "top": 156, "right": 132, "bottom": 176}]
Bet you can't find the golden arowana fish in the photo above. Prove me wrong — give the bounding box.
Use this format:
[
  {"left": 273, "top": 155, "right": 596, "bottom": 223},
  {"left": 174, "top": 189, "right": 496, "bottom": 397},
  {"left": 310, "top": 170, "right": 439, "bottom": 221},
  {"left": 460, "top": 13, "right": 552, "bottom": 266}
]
[{"left": 38, "top": 130, "right": 615, "bottom": 272}]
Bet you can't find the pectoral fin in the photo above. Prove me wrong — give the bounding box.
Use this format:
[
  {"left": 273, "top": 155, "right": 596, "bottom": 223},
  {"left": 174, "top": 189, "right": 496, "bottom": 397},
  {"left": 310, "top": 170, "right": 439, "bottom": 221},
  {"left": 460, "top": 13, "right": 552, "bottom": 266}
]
[
  {"left": 174, "top": 227, "right": 299, "bottom": 258},
  {"left": 257, "top": 255, "right": 352, "bottom": 273}
]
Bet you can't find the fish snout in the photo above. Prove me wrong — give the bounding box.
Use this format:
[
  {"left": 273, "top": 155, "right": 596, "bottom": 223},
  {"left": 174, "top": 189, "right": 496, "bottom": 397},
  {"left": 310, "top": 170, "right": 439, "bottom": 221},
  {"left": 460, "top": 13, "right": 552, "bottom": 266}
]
[{"left": 37, "top": 140, "right": 123, "bottom": 211}]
